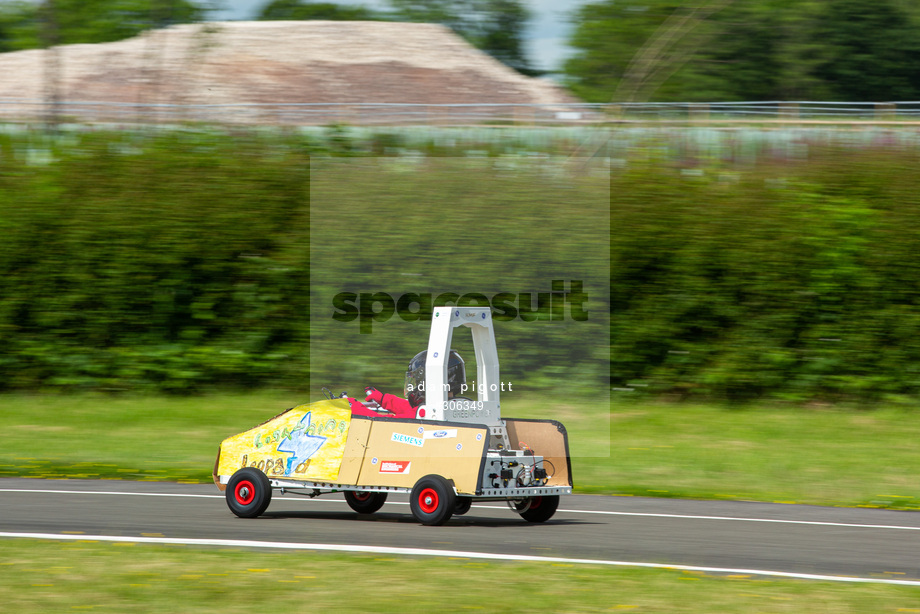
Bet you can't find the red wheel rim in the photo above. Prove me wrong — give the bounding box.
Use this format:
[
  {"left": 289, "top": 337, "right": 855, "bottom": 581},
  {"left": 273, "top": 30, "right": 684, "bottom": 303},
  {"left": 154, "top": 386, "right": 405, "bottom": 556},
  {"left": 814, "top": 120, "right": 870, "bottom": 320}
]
[
  {"left": 352, "top": 492, "right": 372, "bottom": 502},
  {"left": 530, "top": 496, "right": 542, "bottom": 510},
  {"left": 234, "top": 480, "right": 256, "bottom": 505},
  {"left": 418, "top": 487, "right": 439, "bottom": 514}
]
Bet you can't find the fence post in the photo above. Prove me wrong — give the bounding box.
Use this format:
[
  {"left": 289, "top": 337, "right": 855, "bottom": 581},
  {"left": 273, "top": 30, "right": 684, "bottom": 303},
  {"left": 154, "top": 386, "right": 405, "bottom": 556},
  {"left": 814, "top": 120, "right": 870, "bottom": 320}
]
[
  {"left": 875, "top": 102, "right": 895, "bottom": 121},
  {"left": 690, "top": 103, "right": 709, "bottom": 122},
  {"left": 779, "top": 101, "right": 798, "bottom": 122}
]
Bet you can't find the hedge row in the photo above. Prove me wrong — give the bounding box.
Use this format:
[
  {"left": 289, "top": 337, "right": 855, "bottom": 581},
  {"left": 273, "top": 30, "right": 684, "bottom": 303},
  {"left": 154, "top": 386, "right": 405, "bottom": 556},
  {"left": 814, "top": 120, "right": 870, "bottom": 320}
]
[
  {"left": 0, "top": 130, "right": 611, "bottom": 395},
  {"left": 0, "top": 131, "right": 311, "bottom": 392},
  {"left": 4, "top": 128, "right": 920, "bottom": 403},
  {"left": 611, "top": 146, "right": 920, "bottom": 402}
]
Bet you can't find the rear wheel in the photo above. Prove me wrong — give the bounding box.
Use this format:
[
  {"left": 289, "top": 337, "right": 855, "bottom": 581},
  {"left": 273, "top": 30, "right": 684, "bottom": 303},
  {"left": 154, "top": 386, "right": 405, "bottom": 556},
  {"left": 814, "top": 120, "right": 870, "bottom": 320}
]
[
  {"left": 454, "top": 496, "right": 473, "bottom": 516},
  {"left": 344, "top": 491, "right": 388, "bottom": 514},
  {"left": 514, "top": 495, "right": 559, "bottom": 523},
  {"left": 226, "top": 468, "right": 272, "bottom": 518},
  {"left": 409, "top": 475, "right": 456, "bottom": 526}
]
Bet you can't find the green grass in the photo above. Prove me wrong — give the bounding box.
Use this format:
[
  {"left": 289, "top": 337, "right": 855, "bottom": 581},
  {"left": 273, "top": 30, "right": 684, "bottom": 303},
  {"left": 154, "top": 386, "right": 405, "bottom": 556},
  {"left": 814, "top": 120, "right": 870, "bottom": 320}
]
[
  {"left": 524, "top": 396, "right": 920, "bottom": 510},
  {"left": 1, "top": 539, "right": 917, "bottom": 613},
  {"left": 5, "top": 393, "right": 920, "bottom": 610},
  {"left": 0, "top": 392, "right": 308, "bottom": 483},
  {"left": 2, "top": 393, "right": 920, "bottom": 509},
  {"left": 599, "top": 400, "right": 920, "bottom": 509}
]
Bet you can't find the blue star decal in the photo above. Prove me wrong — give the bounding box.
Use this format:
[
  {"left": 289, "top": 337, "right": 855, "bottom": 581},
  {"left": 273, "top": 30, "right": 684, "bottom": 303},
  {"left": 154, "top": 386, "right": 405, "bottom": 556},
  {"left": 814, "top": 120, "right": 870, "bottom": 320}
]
[{"left": 277, "top": 412, "right": 327, "bottom": 470}]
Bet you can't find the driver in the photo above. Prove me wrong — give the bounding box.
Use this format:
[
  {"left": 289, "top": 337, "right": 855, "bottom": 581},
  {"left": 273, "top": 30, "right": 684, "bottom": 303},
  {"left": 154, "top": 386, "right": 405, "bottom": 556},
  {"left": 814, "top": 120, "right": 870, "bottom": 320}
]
[{"left": 348, "top": 349, "right": 465, "bottom": 419}]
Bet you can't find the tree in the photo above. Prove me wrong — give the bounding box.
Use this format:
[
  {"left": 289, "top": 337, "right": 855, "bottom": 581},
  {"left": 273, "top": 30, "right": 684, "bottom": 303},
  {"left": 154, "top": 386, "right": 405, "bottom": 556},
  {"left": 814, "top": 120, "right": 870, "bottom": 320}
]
[
  {"left": 563, "top": 0, "right": 680, "bottom": 102},
  {"left": 611, "top": 0, "right": 733, "bottom": 102},
  {"left": 386, "top": 0, "right": 464, "bottom": 31},
  {"left": 258, "top": 0, "right": 385, "bottom": 21},
  {"left": 0, "top": 1, "right": 41, "bottom": 52},
  {"left": 690, "top": 0, "right": 826, "bottom": 101},
  {"left": 809, "top": 0, "right": 920, "bottom": 101},
  {"left": 696, "top": 0, "right": 920, "bottom": 101},
  {"left": 564, "top": 0, "right": 920, "bottom": 102},
  {"left": 471, "top": 0, "right": 532, "bottom": 75},
  {"left": 388, "top": 0, "right": 536, "bottom": 75},
  {"left": 0, "top": 0, "right": 208, "bottom": 51}
]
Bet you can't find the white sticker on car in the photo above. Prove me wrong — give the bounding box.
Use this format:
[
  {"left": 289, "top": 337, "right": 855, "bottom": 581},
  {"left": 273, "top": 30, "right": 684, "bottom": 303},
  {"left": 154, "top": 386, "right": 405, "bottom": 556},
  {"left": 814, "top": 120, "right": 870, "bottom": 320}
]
[
  {"left": 422, "top": 429, "right": 458, "bottom": 440},
  {"left": 391, "top": 432, "right": 424, "bottom": 447},
  {"left": 379, "top": 460, "right": 411, "bottom": 474}
]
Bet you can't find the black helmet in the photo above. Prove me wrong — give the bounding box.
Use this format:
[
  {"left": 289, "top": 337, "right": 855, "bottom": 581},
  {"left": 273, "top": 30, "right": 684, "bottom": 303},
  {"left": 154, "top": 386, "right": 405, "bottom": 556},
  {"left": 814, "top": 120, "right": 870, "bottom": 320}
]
[{"left": 405, "top": 349, "right": 465, "bottom": 407}]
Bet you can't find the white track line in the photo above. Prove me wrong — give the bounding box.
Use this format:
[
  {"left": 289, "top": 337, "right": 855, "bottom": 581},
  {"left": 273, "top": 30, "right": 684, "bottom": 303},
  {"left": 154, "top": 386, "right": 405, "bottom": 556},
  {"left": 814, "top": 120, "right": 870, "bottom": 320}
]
[
  {"left": 526, "top": 507, "right": 920, "bottom": 532},
  {"left": 1, "top": 531, "right": 919, "bottom": 586},
  {"left": 4, "top": 488, "right": 920, "bottom": 532},
  {"left": 0, "top": 488, "right": 222, "bottom": 499}
]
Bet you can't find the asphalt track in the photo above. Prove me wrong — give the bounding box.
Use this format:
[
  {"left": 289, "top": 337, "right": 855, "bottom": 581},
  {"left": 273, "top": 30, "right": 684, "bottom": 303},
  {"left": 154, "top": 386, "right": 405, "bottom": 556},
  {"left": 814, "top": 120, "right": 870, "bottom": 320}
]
[{"left": 2, "top": 478, "right": 920, "bottom": 586}]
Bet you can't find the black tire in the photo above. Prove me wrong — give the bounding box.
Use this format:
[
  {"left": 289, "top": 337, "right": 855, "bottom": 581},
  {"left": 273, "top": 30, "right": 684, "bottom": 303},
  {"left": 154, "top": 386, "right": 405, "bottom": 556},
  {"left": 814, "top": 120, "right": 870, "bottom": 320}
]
[
  {"left": 226, "top": 468, "right": 272, "bottom": 518},
  {"left": 515, "top": 495, "right": 559, "bottom": 523},
  {"left": 409, "top": 475, "right": 456, "bottom": 526},
  {"left": 344, "top": 491, "right": 388, "bottom": 514},
  {"left": 454, "top": 496, "right": 473, "bottom": 516}
]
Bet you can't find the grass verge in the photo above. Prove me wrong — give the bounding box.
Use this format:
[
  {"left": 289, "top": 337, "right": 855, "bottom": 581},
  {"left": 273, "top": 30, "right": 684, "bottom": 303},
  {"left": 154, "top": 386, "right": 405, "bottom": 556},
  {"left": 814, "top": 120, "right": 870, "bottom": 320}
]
[
  {"left": 2, "top": 393, "right": 920, "bottom": 509},
  {"left": 1, "top": 539, "right": 918, "bottom": 613}
]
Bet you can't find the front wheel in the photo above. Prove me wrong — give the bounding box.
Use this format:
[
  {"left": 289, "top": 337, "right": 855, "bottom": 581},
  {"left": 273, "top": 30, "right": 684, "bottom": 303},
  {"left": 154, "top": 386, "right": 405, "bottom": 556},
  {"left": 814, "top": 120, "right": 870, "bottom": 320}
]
[
  {"left": 409, "top": 475, "right": 456, "bottom": 526},
  {"left": 514, "top": 495, "right": 559, "bottom": 523},
  {"left": 226, "top": 468, "right": 272, "bottom": 518},
  {"left": 344, "top": 491, "right": 388, "bottom": 514}
]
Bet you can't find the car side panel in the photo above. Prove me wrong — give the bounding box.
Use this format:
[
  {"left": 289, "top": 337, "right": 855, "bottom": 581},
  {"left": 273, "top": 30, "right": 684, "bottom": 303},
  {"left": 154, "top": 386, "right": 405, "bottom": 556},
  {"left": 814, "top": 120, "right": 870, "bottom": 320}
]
[{"left": 353, "top": 419, "right": 488, "bottom": 495}]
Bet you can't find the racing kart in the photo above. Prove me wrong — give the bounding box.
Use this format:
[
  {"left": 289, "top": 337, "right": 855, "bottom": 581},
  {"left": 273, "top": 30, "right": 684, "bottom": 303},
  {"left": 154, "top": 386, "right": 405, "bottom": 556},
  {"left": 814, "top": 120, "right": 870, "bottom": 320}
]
[{"left": 213, "top": 306, "right": 573, "bottom": 525}]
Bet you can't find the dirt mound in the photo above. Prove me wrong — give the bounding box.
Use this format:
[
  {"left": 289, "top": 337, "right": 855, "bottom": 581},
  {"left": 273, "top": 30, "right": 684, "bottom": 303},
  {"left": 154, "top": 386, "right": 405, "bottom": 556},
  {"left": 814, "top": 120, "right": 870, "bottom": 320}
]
[{"left": 0, "top": 21, "right": 582, "bottom": 124}]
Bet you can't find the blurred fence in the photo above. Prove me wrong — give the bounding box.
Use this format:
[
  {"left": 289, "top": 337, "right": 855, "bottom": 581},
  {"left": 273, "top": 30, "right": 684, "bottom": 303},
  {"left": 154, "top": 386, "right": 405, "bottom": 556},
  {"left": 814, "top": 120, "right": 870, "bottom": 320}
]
[
  {"left": 608, "top": 101, "right": 920, "bottom": 121},
  {"left": 4, "top": 99, "right": 920, "bottom": 126}
]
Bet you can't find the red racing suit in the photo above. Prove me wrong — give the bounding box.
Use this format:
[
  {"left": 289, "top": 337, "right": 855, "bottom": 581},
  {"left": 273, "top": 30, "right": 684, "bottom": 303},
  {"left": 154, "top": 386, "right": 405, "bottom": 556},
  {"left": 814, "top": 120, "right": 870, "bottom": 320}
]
[{"left": 348, "top": 387, "right": 419, "bottom": 419}]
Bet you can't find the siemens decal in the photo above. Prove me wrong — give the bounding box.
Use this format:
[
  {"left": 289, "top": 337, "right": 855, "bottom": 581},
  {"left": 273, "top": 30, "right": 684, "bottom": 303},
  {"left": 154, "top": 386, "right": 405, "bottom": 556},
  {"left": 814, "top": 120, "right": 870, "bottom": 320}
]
[{"left": 391, "top": 432, "right": 424, "bottom": 447}]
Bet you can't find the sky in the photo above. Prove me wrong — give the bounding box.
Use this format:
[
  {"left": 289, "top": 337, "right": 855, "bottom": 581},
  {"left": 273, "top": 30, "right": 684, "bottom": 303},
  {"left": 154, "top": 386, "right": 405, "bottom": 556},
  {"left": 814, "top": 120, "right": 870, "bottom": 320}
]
[{"left": 209, "top": 0, "right": 591, "bottom": 73}]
